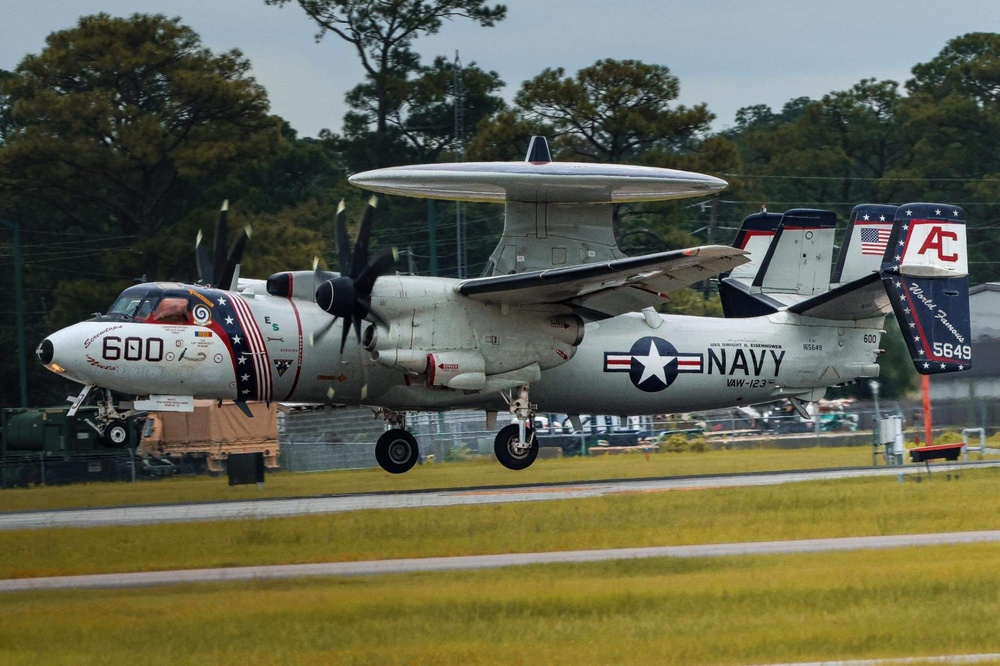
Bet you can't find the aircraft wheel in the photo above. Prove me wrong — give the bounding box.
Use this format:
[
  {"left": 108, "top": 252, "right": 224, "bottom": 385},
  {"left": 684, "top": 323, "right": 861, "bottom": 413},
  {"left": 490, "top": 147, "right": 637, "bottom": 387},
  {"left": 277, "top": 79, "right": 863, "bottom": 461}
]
[
  {"left": 494, "top": 424, "right": 538, "bottom": 471},
  {"left": 375, "top": 429, "right": 419, "bottom": 474},
  {"left": 102, "top": 419, "right": 129, "bottom": 448}
]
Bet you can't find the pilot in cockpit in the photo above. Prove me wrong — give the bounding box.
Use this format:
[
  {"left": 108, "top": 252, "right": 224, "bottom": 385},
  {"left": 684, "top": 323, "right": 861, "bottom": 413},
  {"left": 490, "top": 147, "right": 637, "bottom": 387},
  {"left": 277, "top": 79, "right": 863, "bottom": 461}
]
[
  {"left": 106, "top": 286, "right": 195, "bottom": 325},
  {"left": 150, "top": 297, "right": 191, "bottom": 324}
]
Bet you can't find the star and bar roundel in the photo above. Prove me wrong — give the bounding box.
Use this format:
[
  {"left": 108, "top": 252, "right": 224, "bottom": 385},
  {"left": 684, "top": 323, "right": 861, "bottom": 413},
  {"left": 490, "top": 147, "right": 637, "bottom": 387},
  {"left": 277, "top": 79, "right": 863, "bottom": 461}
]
[{"left": 604, "top": 336, "right": 703, "bottom": 392}]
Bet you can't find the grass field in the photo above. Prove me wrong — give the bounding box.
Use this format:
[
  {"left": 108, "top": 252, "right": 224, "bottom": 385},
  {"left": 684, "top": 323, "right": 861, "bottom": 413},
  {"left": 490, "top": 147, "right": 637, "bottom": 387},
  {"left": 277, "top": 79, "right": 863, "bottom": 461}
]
[
  {"left": 0, "top": 545, "right": 998, "bottom": 665},
  {"left": 2, "top": 443, "right": 991, "bottom": 512},
  {"left": 2, "top": 447, "right": 998, "bottom": 664},
  {"left": 1, "top": 467, "right": 997, "bottom": 579}
]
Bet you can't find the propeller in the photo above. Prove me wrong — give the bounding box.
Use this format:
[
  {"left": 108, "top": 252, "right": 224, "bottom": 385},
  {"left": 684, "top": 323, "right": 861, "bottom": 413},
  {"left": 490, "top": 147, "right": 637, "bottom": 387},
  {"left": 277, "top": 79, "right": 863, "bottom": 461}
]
[
  {"left": 314, "top": 196, "right": 397, "bottom": 353},
  {"left": 195, "top": 200, "right": 251, "bottom": 289}
]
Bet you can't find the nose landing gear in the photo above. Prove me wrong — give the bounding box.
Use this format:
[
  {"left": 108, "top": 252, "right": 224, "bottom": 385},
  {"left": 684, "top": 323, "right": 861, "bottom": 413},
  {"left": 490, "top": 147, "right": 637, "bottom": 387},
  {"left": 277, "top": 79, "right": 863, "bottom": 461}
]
[{"left": 68, "top": 384, "right": 138, "bottom": 448}]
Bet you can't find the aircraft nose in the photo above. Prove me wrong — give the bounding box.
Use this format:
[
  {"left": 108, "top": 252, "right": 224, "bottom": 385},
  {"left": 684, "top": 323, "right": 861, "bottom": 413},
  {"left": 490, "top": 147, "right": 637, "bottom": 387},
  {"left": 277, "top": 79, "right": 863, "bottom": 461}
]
[{"left": 36, "top": 338, "right": 54, "bottom": 366}]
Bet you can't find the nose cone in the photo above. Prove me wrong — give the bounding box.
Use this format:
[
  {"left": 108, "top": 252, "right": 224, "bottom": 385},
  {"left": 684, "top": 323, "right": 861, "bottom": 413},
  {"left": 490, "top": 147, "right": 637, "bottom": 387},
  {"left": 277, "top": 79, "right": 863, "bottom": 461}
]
[
  {"left": 36, "top": 327, "right": 85, "bottom": 381},
  {"left": 37, "top": 338, "right": 54, "bottom": 366}
]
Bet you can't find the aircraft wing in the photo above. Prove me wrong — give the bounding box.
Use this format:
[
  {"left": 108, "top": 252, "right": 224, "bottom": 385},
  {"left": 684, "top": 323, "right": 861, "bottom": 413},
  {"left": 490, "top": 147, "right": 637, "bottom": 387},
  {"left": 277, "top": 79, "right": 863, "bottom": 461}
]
[{"left": 457, "top": 245, "right": 747, "bottom": 318}]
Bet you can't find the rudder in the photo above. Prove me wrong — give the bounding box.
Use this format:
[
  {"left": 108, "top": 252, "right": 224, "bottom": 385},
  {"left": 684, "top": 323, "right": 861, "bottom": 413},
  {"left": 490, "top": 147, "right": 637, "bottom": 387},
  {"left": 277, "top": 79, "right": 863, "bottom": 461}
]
[{"left": 880, "top": 203, "right": 971, "bottom": 374}]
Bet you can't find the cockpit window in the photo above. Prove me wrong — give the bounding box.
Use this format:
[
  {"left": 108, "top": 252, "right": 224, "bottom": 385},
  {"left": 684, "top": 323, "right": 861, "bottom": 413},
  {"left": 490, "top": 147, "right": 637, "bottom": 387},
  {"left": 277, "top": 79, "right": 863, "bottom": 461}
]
[
  {"left": 135, "top": 298, "right": 155, "bottom": 320},
  {"left": 105, "top": 285, "right": 201, "bottom": 324},
  {"left": 107, "top": 286, "right": 165, "bottom": 321},
  {"left": 108, "top": 295, "right": 145, "bottom": 318}
]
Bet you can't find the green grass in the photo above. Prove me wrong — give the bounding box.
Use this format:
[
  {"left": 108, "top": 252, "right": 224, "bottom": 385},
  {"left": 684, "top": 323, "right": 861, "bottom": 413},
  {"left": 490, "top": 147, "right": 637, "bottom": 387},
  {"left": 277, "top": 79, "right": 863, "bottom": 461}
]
[
  {"left": 2, "top": 467, "right": 997, "bottom": 578},
  {"left": 0, "top": 545, "right": 998, "bottom": 665},
  {"left": 1, "top": 448, "right": 997, "bottom": 664},
  {"left": 3, "top": 443, "right": 985, "bottom": 512}
]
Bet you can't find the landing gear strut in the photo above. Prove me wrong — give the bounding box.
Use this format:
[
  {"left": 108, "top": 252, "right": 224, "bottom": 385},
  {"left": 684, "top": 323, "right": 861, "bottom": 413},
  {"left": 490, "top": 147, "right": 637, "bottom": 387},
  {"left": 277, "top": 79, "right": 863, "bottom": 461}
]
[
  {"left": 495, "top": 385, "right": 538, "bottom": 470},
  {"left": 70, "top": 386, "right": 136, "bottom": 448},
  {"left": 373, "top": 409, "right": 419, "bottom": 474}
]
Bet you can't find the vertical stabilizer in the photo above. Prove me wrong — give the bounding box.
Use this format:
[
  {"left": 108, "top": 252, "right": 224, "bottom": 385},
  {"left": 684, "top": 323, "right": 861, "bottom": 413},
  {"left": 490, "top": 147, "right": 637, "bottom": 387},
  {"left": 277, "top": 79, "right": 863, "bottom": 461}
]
[
  {"left": 752, "top": 209, "right": 837, "bottom": 295},
  {"left": 719, "top": 211, "right": 782, "bottom": 317},
  {"left": 726, "top": 212, "right": 782, "bottom": 281},
  {"left": 832, "top": 204, "right": 898, "bottom": 285},
  {"left": 880, "top": 203, "right": 971, "bottom": 374}
]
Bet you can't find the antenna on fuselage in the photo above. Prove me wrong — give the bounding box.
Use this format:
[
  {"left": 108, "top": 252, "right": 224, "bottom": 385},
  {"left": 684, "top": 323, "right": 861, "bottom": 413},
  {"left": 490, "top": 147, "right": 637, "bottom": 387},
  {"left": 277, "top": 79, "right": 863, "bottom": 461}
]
[{"left": 525, "top": 135, "right": 552, "bottom": 163}]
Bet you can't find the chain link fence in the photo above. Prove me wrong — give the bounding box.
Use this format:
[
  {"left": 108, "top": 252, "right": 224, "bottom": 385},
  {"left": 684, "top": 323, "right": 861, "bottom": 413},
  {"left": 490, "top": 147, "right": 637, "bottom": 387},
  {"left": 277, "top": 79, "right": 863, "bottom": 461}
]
[
  {"left": 275, "top": 399, "right": 995, "bottom": 473},
  {"left": 4, "top": 398, "right": 994, "bottom": 483},
  {"left": 0, "top": 449, "right": 176, "bottom": 488}
]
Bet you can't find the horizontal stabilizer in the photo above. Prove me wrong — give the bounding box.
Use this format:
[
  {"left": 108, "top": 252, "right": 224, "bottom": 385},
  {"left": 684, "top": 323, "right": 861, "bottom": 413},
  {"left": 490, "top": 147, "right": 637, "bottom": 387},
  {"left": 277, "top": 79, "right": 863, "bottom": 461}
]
[
  {"left": 786, "top": 272, "right": 889, "bottom": 320},
  {"left": 748, "top": 201, "right": 971, "bottom": 376}
]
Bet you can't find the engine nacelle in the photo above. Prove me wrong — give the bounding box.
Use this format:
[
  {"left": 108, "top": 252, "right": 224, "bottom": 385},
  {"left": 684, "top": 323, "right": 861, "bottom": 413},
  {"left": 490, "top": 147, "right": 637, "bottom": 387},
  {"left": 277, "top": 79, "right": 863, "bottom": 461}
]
[
  {"left": 266, "top": 270, "right": 336, "bottom": 300},
  {"left": 546, "top": 314, "right": 585, "bottom": 347},
  {"left": 362, "top": 277, "right": 587, "bottom": 392},
  {"left": 371, "top": 347, "right": 429, "bottom": 374},
  {"left": 427, "top": 351, "right": 486, "bottom": 390}
]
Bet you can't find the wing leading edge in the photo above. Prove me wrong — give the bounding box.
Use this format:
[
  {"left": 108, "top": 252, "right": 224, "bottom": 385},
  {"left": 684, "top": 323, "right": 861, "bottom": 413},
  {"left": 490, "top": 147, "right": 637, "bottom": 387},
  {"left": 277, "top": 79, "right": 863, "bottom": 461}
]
[{"left": 456, "top": 245, "right": 748, "bottom": 318}]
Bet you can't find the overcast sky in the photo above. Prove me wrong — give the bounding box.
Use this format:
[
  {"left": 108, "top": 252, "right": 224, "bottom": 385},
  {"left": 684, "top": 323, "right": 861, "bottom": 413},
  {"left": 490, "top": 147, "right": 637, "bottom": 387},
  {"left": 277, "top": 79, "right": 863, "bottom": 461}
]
[{"left": 2, "top": 1, "right": 999, "bottom": 139}]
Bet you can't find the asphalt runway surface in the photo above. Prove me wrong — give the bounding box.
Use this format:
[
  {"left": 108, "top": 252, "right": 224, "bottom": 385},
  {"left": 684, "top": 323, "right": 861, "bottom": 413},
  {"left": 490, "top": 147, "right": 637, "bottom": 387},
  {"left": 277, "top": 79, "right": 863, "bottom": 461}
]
[{"left": 3, "top": 461, "right": 999, "bottom": 531}]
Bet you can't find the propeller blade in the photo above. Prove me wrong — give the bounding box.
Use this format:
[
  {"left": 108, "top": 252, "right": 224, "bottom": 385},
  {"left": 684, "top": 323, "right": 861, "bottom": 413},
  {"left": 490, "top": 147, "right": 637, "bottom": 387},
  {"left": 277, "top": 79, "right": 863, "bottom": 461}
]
[
  {"left": 309, "top": 317, "right": 337, "bottom": 347},
  {"left": 195, "top": 229, "right": 213, "bottom": 285},
  {"left": 211, "top": 200, "right": 229, "bottom": 286},
  {"left": 339, "top": 317, "right": 352, "bottom": 354},
  {"left": 218, "top": 225, "right": 251, "bottom": 292},
  {"left": 350, "top": 196, "right": 377, "bottom": 279},
  {"left": 335, "top": 200, "right": 351, "bottom": 276},
  {"left": 355, "top": 246, "right": 397, "bottom": 296}
]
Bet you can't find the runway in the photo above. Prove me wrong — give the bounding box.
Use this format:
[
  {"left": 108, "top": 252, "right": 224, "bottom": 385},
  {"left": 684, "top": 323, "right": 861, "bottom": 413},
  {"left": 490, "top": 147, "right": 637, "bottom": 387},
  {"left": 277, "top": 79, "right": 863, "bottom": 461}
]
[
  {"left": 2, "top": 530, "right": 997, "bottom": 592},
  {"left": 2, "top": 461, "right": 998, "bottom": 531}
]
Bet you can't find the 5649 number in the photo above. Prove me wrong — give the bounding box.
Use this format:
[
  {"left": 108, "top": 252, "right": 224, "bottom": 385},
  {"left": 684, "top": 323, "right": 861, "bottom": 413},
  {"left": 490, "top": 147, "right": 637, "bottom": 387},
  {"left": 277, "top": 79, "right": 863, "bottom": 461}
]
[{"left": 931, "top": 342, "right": 971, "bottom": 360}]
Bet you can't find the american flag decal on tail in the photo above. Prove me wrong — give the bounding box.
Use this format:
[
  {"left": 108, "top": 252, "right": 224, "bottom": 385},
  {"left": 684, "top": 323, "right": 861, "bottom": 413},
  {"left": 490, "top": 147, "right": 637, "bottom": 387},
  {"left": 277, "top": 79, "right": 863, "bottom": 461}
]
[{"left": 859, "top": 225, "right": 891, "bottom": 256}]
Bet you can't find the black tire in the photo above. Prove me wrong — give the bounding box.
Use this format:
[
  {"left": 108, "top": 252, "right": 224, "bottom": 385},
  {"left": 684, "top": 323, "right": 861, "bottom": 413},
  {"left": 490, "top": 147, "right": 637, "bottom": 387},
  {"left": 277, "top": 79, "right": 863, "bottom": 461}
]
[
  {"left": 102, "top": 419, "right": 129, "bottom": 448},
  {"left": 494, "top": 424, "right": 538, "bottom": 471},
  {"left": 375, "top": 429, "right": 419, "bottom": 474}
]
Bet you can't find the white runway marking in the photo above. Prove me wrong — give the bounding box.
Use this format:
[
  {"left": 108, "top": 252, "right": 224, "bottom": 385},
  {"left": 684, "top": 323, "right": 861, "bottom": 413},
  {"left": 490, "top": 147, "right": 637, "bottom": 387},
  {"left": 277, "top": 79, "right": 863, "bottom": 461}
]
[
  {"left": 1, "top": 530, "right": 997, "bottom": 592},
  {"left": 2, "top": 462, "right": 997, "bottom": 531}
]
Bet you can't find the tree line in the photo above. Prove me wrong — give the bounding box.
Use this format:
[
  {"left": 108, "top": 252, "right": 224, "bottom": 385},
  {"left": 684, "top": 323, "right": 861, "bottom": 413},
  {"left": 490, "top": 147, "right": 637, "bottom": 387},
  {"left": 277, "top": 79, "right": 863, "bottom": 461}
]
[{"left": 1, "top": 1, "right": 997, "bottom": 404}]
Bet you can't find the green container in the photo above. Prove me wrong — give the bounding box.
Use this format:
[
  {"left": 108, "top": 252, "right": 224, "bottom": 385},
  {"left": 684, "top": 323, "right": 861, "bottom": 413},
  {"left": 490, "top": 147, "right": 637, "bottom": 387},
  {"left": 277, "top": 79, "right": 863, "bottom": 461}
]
[{"left": 2, "top": 407, "right": 104, "bottom": 454}]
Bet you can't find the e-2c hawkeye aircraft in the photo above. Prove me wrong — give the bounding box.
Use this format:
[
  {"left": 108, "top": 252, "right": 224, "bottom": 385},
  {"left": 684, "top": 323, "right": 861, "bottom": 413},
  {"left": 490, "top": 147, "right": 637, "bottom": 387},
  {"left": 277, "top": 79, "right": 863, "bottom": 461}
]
[{"left": 37, "top": 137, "right": 972, "bottom": 474}]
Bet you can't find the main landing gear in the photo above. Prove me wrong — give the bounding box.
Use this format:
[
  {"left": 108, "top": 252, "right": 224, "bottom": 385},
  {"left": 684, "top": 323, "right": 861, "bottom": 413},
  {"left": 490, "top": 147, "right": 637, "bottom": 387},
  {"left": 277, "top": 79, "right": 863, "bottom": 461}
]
[
  {"left": 494, "top": 385, "right": 539, "bottom": 471},
  {"left": 371, "top": 385, "right": 541, "bottom": 474},
  {"left": 373, "top": 409, "right": 419, "bottom": 474}
]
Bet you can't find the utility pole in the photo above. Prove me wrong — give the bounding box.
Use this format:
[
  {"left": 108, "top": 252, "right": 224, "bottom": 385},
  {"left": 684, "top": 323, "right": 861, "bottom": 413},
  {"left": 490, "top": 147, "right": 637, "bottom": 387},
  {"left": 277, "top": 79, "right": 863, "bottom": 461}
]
[
  {"left": 0, "top": 220, "right": 28, "bottom": 407},
  {"left": 703, "top": 196, "right": 718, "bottom": 299},
  {"left": 708, "top": 195, "right": 718, "bottom": 246},
  {"left": 427, "top": 200, "right": 438, "bottom": 276},
  {"left": 453, "top": 50, "right": 467, "bottom": 278}
]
